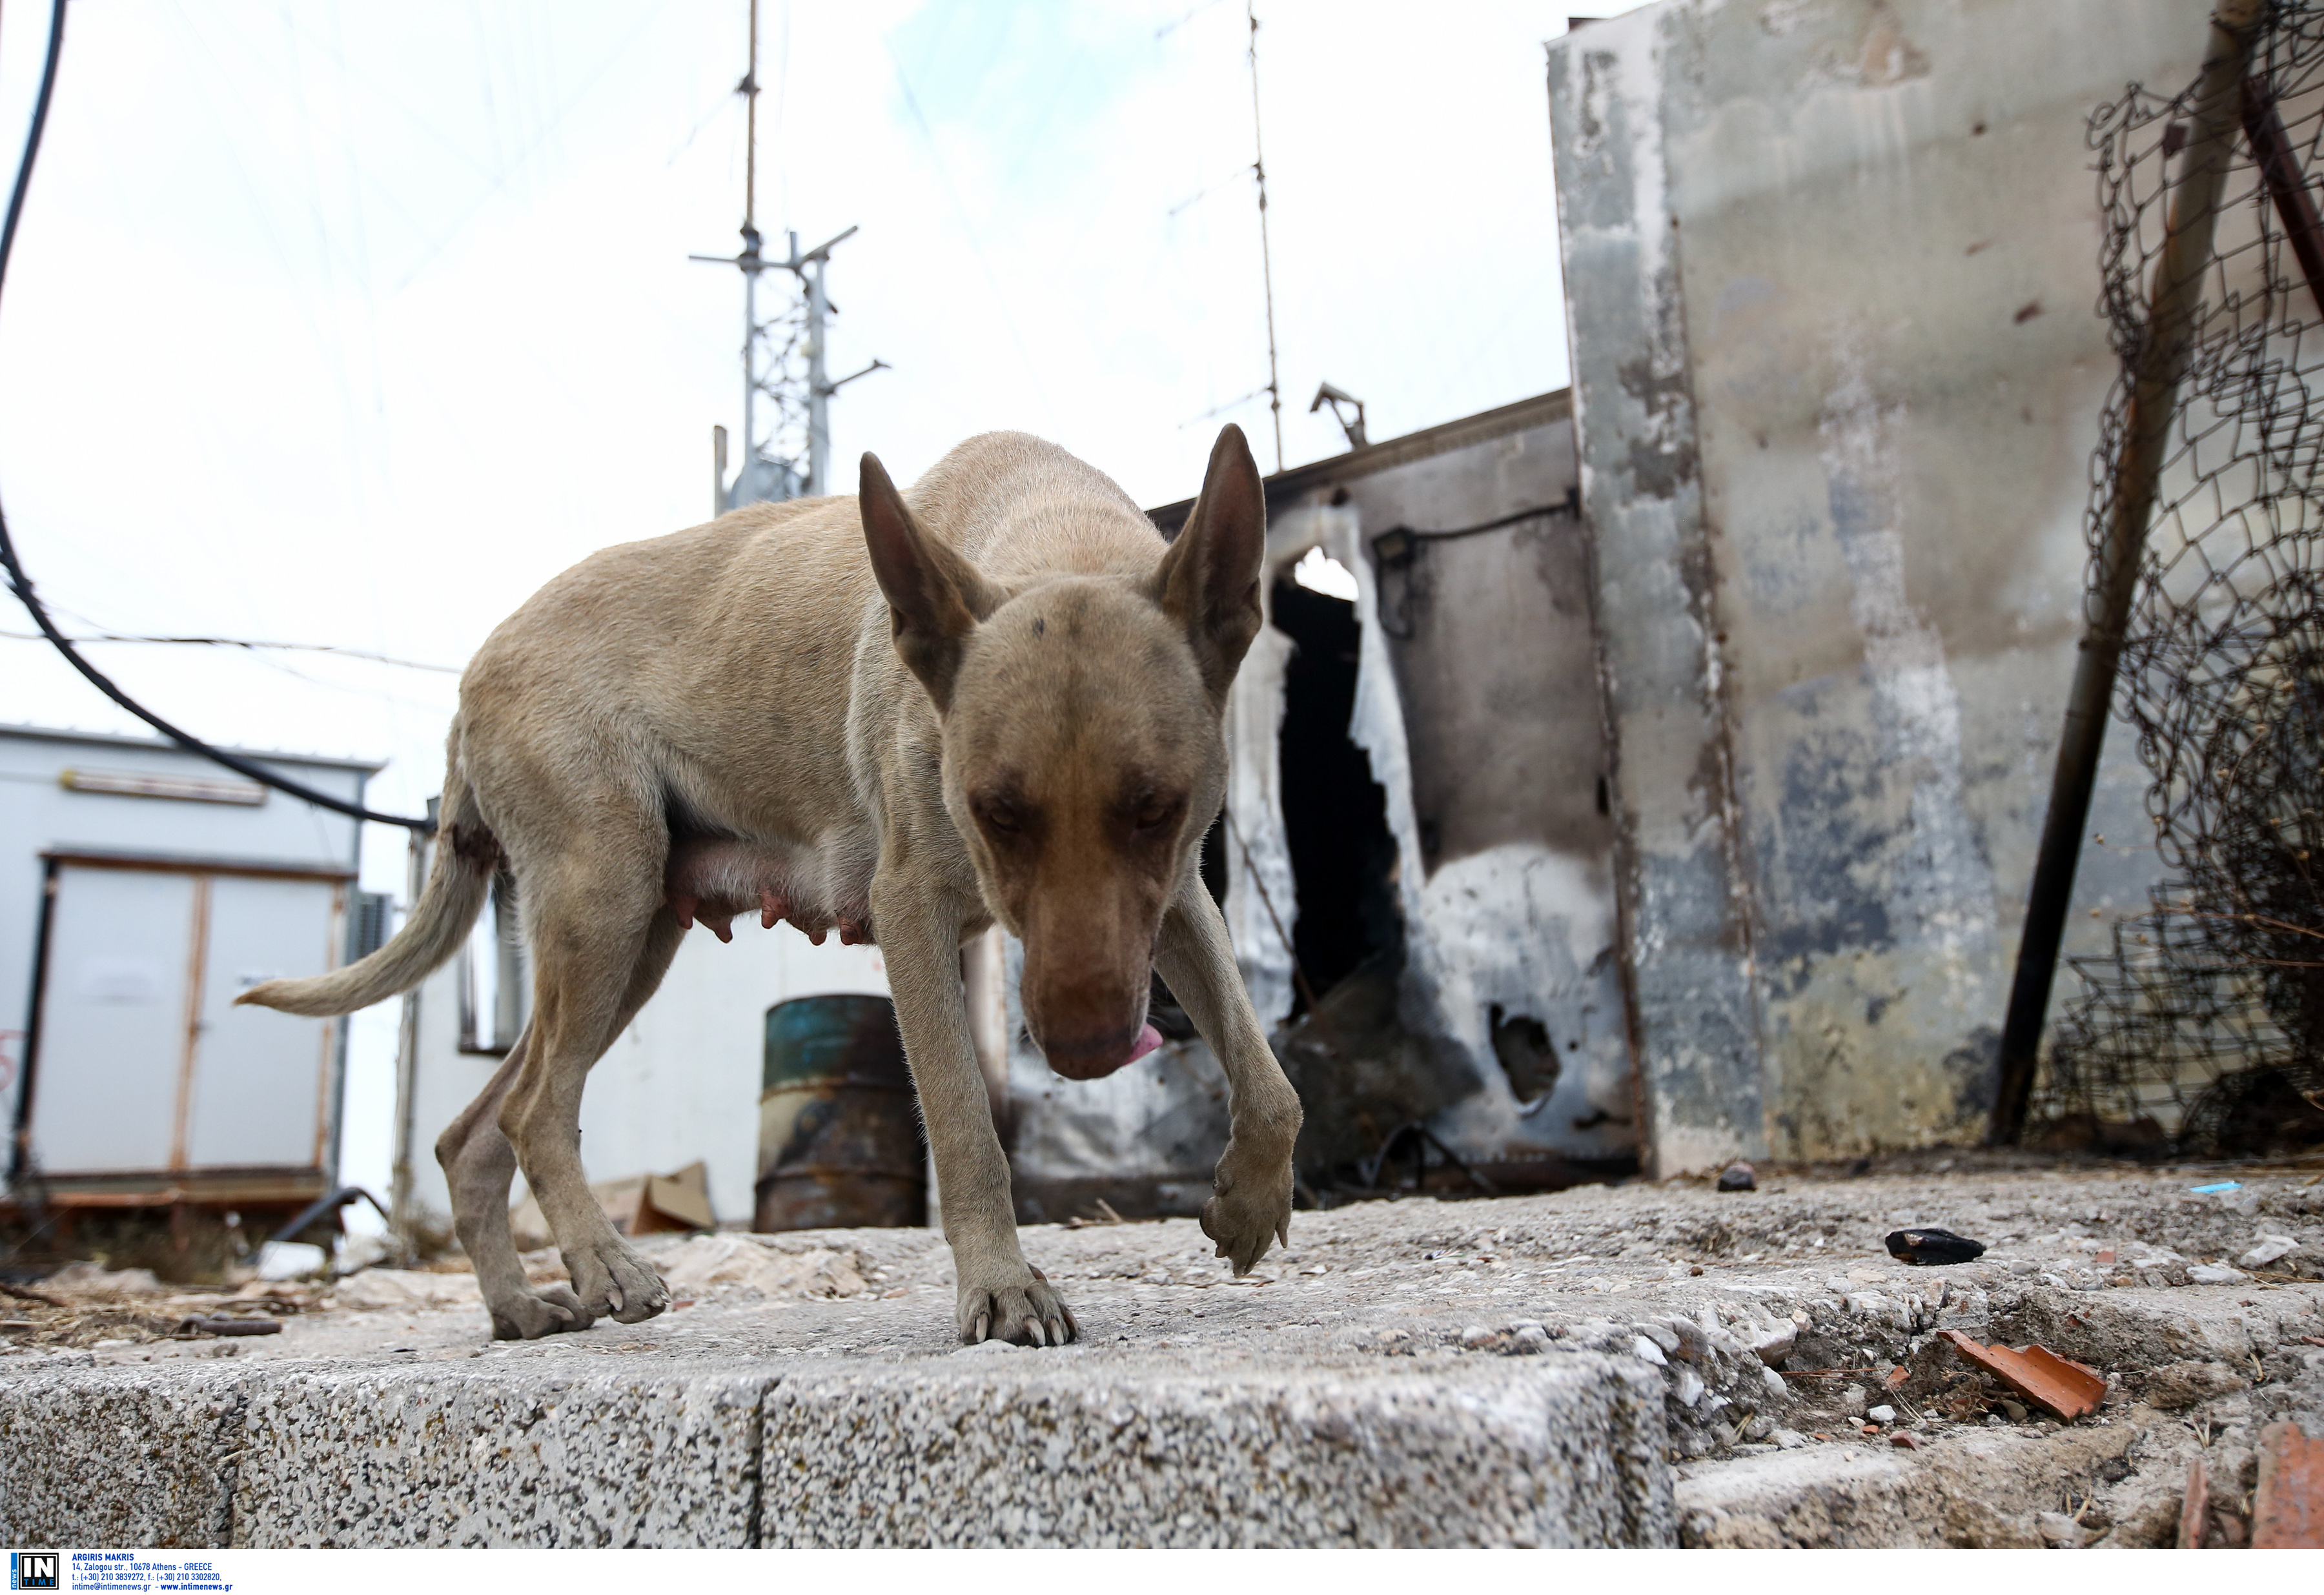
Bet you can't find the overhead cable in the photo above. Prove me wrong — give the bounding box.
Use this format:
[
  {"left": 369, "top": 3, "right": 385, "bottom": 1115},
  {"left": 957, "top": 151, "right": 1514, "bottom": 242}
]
[{"left": 0, "top": 0, "right": 436, "bottom": 833}]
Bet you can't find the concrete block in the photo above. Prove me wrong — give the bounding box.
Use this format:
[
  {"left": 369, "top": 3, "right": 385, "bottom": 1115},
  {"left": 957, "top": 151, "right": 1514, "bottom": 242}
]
[
  {"left": 230, "top": 1365, "right": 772, "bottom": 1547},
  {"left": 0, "top": 1366, "right": 245, "bottom": 1547},
  {"left": 760, "top": 1349, "right": 1673, "bottom": 1548}
]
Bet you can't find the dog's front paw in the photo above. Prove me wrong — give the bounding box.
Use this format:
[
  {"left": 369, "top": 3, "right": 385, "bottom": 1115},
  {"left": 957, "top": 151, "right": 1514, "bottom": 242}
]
[
  {"left": 487, "top": 1283, "right": 596, "bottom": 1341},
  {"left": 957, "top": 1265, "right": 1077, "bottom": 1346},
  {"left": 1201, "top": 1141, "right": 1292, "bottom": 1275},
  {"left": 563, "top": 1238, "right": 671, "bottom": 1325}
]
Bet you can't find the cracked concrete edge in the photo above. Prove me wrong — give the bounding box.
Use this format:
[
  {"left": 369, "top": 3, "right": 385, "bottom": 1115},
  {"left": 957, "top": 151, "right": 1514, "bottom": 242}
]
[
  {"left": 1675, "top": 1409, "right": 2148, "bottom": 1548},
  {"left": 0, "top": 1352, "right": 1678, "bottom": 1549}
]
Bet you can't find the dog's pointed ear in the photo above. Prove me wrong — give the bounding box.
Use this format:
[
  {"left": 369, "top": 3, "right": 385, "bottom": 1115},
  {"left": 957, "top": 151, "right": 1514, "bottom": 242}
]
[
  {"left": 861, "top": 452, "right": 1000, "bottom": 713},
  {"left": 1149, "top": 423, "right": 1265, "bottom": 700}
]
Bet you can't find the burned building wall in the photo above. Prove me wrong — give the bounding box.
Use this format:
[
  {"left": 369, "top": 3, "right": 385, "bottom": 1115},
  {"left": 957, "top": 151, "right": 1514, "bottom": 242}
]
[
  {"left": 1550, "top": 0, "right": 2205, "bottom": 1167},
  {"left": 1099, "top": 401, "right": 1639, "bottom": 1208}
]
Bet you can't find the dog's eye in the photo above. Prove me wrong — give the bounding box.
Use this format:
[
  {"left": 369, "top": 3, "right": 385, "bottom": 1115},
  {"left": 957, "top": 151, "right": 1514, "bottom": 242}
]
[
  {"left": 1129, "top": 797, "right": 1182, "bottom": 835},
  {"left": 977, "top": 802, "right": 1023, "bottom": 836}
]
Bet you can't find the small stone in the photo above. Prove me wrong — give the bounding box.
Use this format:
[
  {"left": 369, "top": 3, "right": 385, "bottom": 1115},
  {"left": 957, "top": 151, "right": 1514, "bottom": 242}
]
[
  {"left": 1890, "top": 1432, "right": 1921, "bottom": 1450},
  {"left": 1840, "top": 1383, "right": 1868, "bottom": 1417},
  {"left": 2188, "top": 1263, "right": 2249, "bottom": 1286},
  {"left": 2142, "top": 1359, "right": 2247, "bottom": 1410},
  {"left": 1748, "top": 1320, "right": 1799, "bottom": 1366},
  {"left": 1509, "top": 1323, "right": 1551, "bottom": 1355},
  {"left": 1662, "top": 1317, "right": 1709, "bottom": 1362},
  {"left": 1460, "top": 1325, "right": 1496, "bottom": 1349},
  {"left": 2035, "top": 1511, "right": 2092, "bottom": 1549},
  {"left": 1760, "top": 1365, "right": 1787, "bottom": 1397},
  {"left": 1885, "top": 1227, "right": 1988, "bottom": 1266},
  {"left": 955, "top": 1339, "right": 1020, "bottom": 1355},
  {"left": 1867, "top": 1404, "right": 1897, "bottom": 1424},
  {"left": 1633, "top": 1321, "right": 1681, "bottom": 1354},
  {"left": 2237, "top": 1235, "right": 2299, "bottom": 1270},
  {"left": 1740, "top": 1413, "right": 1775, "bottom": 1442},
  {"left": 1997, "top": 1397, "right": 2026, "bottom": 1422},
  {"left": 1631, "top": 1334, "right": 1669, "bottom": 1366},
  {"left": 1672, "top": 1368, "right": 1706, "bottom": 1407},
  {"left": 1771, "top": 1428, "right": 1807, "bottom": 1449},
  {"left": 1717, "top": 1162, "right": 1757, "bottom": 1192}
]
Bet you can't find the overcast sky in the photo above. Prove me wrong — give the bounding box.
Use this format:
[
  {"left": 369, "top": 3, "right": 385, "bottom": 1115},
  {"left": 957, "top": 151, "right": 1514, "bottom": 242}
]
[{"left": 0, "top": 0, "right": 1640, "bottom": 1202}]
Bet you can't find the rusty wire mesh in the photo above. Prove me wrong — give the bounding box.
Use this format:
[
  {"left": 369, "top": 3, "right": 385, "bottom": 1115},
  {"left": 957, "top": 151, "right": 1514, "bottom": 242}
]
[{"left": 2039, "top": 1, "right": 2324, "bottom": 1156}]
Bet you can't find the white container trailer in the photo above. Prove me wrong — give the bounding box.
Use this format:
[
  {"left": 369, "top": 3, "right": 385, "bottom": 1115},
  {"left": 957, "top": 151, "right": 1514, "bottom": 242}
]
[{"left": 0, "top": 726, "right": 380, "bottom": 1241}]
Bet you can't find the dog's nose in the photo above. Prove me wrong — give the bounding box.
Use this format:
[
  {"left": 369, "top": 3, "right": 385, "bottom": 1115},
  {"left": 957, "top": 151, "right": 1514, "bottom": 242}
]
[{"left": 1039, "top": 1021, "right": 1165, "bottom": 1081}]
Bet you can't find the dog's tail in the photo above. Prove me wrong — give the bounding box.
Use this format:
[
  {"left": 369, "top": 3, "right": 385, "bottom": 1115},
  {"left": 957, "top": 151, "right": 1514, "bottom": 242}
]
[{"left": 238, "top": 731, "right": 498, "bottom": 1018}]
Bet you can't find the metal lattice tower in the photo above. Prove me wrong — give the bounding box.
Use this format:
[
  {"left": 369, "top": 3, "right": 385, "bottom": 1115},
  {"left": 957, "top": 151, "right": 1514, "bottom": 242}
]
[{"left": 694, "top": 1, "right": 885, "bottom": 513}]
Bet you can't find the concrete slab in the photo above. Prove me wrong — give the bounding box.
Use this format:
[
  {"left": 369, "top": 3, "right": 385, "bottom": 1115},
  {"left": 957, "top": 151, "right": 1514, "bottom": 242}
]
[
  {"left": 0, "top": 1365, "right": 242, "bottom": 1548},
  {"left": 233, "top": 1366, "right": 771, "bottom": 1548},
  {"left": 761, "top": 1350, "right": 1667, "bottom": 1548}
]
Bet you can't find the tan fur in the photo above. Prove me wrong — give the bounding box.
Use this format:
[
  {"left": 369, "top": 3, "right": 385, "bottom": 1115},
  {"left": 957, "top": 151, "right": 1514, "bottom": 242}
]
[{"left": 241, "top": 427, "right": 1300, "bottom": 1345}]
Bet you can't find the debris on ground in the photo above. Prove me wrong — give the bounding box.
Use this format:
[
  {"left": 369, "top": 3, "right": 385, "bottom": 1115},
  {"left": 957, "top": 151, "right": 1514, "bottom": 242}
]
[
  {"left": 2181, "top": 1456, "right": 2212, "bottom": 1549},
  {"left": 1939, "top": 1330, "right": 2107, "bottom": 1421},
  {"left": 1717, "top": 1161, "right": 1757, "bottom": 1192},
  {"left": 170, "top": 1316, "right": 282, "bottom": 1337},
  {"left": 509, "top": 1161, "right": 716, "bottom": 1250},
  {"left": 653, "top": 1233, "right": 868, "bottom": 1300},
  {"left": 2252, "top": 1420, "right": 2323, "bottom": 1549},
  {"left": 1886, "top": 1226, "right": 1988, "bottom": 1265},
  {"left": 6, "top": 1162, "right": 2320, "bottom": 1547}
]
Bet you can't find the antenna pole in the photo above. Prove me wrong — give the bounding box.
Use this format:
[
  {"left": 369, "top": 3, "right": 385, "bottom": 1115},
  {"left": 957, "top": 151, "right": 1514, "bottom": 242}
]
[
  {"left": 744, "top": 0, "right": 759, "bottom": 238},
  {"left": 693, "top": 1, "right": 882, "bottom": 508},
  {"left": 805, "top": 245, "right": 830, "bottom": 496},
  {"left": 1248, "top": 1, "right": 1283, "bottom": 474}
]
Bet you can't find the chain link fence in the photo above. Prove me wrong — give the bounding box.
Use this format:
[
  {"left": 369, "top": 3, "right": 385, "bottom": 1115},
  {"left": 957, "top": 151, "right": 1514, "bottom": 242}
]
[{"left": 2038, "top": 1, "right": 2324, "bottom": 1157}]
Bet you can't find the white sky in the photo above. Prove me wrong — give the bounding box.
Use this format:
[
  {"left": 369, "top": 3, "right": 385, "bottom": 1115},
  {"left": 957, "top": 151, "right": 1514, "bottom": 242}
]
[{"left": 0, "top": 0, "right": 1644, "bottom": 1201}]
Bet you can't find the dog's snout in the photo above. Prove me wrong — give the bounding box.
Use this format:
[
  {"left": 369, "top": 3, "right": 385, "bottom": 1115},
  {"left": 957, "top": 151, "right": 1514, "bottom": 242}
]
[
  {"left": 1021, "top": 952, "right": 1162, "bottom": 1081},
  {"left": 1035, "top": 1019, "right": 1165, "bottom": 1081}
]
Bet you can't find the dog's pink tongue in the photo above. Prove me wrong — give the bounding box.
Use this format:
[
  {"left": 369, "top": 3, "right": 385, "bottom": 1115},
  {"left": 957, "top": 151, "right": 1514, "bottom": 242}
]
[{"left": 1126, "top": 1022, "right": 1165, "bottom": 1064}]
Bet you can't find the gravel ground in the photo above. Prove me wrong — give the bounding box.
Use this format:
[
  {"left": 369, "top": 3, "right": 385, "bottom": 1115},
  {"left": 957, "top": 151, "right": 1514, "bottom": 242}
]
[{"left": 9, "top": 1161, "right": 2322, "bottom": 1547}]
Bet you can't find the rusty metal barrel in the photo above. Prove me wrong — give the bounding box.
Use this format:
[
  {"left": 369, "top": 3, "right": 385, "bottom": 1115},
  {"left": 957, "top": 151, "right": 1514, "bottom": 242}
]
[{"left": 754, "top": 994, "right": 926, "bottom": 1231}]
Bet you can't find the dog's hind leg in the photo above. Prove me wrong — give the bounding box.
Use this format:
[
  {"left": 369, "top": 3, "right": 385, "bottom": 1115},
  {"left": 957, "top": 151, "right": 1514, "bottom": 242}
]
[
  {"left": 436, "top": 1033, "right": 593, "bottom": 1339},
  {"left": 873, "top": 871, "right": 1075, "bottom": 1346},
  {"left": 498, "top": 849, "right": 680, "bottom": 1326},
  {"left": 438, "top": 906, "right": 688, "bottom": 1340},
  {"left": 1155, "top": 871, "right": 1301, "bottom": 1273}
]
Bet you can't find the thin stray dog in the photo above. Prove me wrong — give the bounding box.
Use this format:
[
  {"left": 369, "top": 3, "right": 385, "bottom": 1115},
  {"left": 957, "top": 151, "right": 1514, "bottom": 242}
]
[{"left": 241, "top": 425, "right": 1301, "bottom": 1345}]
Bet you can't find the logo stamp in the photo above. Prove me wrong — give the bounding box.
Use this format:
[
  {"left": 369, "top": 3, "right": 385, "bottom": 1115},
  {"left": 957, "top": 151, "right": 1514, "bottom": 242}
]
[{"left": 9, "top": 1552, "right": 58, "bottom": 1591}]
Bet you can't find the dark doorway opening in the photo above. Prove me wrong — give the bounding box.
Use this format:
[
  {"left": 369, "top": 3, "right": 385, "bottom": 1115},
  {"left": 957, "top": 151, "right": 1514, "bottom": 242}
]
[{"left": 1271, "top": 576, "right": 1403, "bottom": 1013}]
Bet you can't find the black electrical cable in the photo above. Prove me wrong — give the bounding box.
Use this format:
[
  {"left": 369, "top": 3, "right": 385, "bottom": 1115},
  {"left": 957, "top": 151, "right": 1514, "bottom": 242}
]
[{"left": 0, "top": 0, "right": 435, "bottom": 833}]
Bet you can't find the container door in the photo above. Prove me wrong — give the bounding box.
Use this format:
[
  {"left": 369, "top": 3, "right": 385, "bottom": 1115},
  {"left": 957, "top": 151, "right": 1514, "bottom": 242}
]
[
  {"left": 182, "top": 874, "right": 340, "bottom": 1170},
  {"left": 28, "top": 865, "right": 199, "bottom": 1173}
]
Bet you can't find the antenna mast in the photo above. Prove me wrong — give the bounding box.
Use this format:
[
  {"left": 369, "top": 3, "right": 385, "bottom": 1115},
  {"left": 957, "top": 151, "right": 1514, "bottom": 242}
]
[
  {"left": 1247, "top": 1, "right": 1283, "bottom": 474},
  {"left": 695, "top": 0, "right": 886, "bottom": 512}
]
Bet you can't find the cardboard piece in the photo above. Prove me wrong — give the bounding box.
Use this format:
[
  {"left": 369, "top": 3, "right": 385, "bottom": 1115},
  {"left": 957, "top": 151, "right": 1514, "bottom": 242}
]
[{"left": 508, "top": 1161, "right": 715, "bottom": 1251}]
